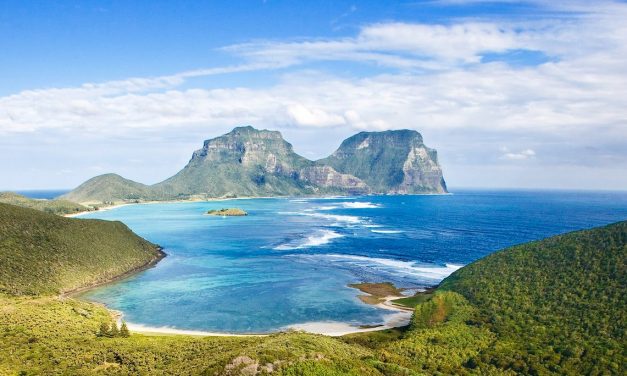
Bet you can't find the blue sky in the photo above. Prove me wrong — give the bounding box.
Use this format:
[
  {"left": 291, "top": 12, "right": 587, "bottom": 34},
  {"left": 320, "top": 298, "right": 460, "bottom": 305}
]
[{"left": 1, "top": 0, "right": 626, "bottom": 190}]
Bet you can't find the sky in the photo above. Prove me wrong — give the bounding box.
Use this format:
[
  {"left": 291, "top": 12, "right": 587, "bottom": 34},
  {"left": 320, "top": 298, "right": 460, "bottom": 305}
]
[{"left": 1, "top": 0, "right": 626, "bottom": 191}]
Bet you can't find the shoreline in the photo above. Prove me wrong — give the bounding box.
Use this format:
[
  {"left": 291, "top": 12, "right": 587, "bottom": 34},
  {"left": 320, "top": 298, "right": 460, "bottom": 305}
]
[
  {"left": 63, "top": 197, "right": 428, "bottom": 337},
  {"left": 61, "top": 247, "right": 166, "bottom": 298},
  {"left": 66, "top": 245, "right": 417, "bottom": 337},
  {"left": 62, "top": 192, "right": 451, "bottom": 218},
  {"left": 122, "top": 298, "right": 413, "bottom": 337},
  {"left": 119, "top": 291, "right": 416, "bottom": 338}
]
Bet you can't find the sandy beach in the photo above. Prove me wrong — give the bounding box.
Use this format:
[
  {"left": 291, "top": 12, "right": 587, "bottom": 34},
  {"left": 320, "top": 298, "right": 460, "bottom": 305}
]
[
  {"left": 121, "top": 293, "right": 413, "bottom": 338},
  {"left": 67, "top": 198, "right": 418, "bottom": 337}
]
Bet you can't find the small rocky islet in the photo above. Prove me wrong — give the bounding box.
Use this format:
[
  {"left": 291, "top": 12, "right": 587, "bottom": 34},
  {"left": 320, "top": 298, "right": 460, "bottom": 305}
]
[{"left": 206, "top": 208, "right": 248, "bottom": 216}]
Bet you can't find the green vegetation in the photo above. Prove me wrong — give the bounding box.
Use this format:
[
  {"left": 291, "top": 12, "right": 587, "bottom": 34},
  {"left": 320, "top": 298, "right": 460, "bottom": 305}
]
[
  {"left": 0, "top": 294, "right": 378, "bottom": 375},
  {"left": 0, "top": 203, "right": 163, "bottom": 295},
  {"left": 206, "top": 208, "right": 248, "bottom": 216},
  {"left": 0, "top": 205, "right": 623, "bottom": 374},
  {"left": 439, "top": 221, "right": 626, "bottom": 374},
  {"left": 349, "top": 282, "right": 404, "bottom": 304},
  {"left": 0, "top": 191, "right": 92, "bottom": 215},
  {"left": 390, "top": 288, "right": 434, "bottom": 308},
  {"left": 61, "top": 173, "right": 154, "bottom": 204}
]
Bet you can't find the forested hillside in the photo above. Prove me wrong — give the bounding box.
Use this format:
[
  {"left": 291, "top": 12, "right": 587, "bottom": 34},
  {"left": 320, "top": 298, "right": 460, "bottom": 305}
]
[
  {"left": 0, "top": 203, "right": 163, "bottom": 295},
  {"left": 439, "top": 221, "right": 626, "bottom": 374}
]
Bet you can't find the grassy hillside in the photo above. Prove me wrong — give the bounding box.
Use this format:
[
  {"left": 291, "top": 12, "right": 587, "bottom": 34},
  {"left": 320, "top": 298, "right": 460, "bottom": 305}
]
[
  {"left": 60, "top": 173, "right": 155, "bottom": 204},
  {"left": 0, "top": 203, "right": 163, "bottom": 295},
  {"left": 0, "top": 209, "right": 623, "bottom": 374},
  {"left": 0, "top": 191, "right": 92, "bottom": 216}
]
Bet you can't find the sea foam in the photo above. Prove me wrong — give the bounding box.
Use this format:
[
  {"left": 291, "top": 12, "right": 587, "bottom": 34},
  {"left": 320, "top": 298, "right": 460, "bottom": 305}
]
[
  {"left": 302, "top": 254, "right": 463, "bottom": 281},
  {"left": 341, "top": 202, "right": 381, "bottom": 209},
  {"left": 274, "top": 230, "right": 344, "bottom": 250},
  {"left": 371, "top": 229, "right": 403, "bottom": 234}
]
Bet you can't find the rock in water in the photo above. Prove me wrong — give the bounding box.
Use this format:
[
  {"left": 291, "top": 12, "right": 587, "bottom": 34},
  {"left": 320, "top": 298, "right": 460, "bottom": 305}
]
[{"left": 206, "top": 208, "right": 248, "bottom": 216}]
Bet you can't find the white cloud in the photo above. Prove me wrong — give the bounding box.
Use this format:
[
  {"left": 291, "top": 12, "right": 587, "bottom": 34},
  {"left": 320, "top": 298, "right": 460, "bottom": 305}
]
[
  {"left": 500, "top": 147, "right": 536, "bottom": 160},
  {"left": 1, "top": 1, "right": 627, "bottom": 189}
]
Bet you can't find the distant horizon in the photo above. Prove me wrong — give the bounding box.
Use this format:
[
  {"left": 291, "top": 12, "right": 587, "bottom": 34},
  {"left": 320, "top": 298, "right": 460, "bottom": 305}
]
[{"left": 9, "top": 186, "right": 627, "bottom": 196}]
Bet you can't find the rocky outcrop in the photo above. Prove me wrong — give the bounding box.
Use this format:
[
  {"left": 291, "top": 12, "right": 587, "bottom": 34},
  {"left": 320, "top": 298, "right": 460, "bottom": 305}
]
[
  {"left": 206, "top": 208, "right": 248, "bottom": 216},
  {"left": 299, "top": 165, "right": 369, "bottom": 195},
  {"left": 318, "top": 130, "right": 447, "bottom": 194}
]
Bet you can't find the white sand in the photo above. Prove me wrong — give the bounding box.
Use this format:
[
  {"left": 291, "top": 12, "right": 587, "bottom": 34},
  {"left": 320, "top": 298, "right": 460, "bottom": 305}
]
[
  {"left": 73, "top": 197, "right": 417, "bottom": 337},
  {"left": 125, "top": 294, "right": 413, "bottom": 337},
  {"left": 63, "top": 203, "right": 132, "bottom": 218},
  {"left": 125, "top": 323, "right": 267, "bottom": 337}
]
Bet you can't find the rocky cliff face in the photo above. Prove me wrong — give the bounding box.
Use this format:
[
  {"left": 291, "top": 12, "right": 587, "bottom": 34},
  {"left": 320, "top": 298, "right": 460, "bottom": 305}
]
[
  {"left": 299, "top": 165, "right": 369, "bottom": 195},
  {"left": 64, "top": 126, "right": 447, "bottom": 203},
  {"left": 319, "top": 130, "right": 447, "bottom": 194},
  {"left": 152, "top": 126, "right": 361, "bottom": 198}
]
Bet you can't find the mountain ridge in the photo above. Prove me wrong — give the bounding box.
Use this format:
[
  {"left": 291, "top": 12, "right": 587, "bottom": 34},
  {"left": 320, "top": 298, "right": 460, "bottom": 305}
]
[{"left": 62, "top": 126, "right": 447, "bottom": 203}]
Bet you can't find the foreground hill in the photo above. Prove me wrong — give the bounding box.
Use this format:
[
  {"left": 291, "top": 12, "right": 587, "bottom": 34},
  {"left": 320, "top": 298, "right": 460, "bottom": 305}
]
[
  {"left": 0, "top": 207, "right": 623, "bottom": 374},
  {"left": 438, "top": 221, "right": 626, "bottom": 374},
  {"left": 0, "top": 191, "right": 92, "bottom": 215},
  {"left": 0, "top": 203, "right": 164, "bottom": 295},
  {"left": 62, "top": 126, "right": 447, "bottom": 203}
]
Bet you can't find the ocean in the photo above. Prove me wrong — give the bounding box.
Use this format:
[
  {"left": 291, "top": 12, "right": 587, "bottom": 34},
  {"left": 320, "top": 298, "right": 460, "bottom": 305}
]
[{"left": 77, "top": 189, "right": 627, "bottom": 333}]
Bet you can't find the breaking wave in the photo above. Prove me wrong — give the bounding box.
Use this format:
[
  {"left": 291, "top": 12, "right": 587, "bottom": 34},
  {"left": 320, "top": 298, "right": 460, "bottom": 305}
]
[{"left": 274, "top": 230, "right": 344, "bottom": 250}]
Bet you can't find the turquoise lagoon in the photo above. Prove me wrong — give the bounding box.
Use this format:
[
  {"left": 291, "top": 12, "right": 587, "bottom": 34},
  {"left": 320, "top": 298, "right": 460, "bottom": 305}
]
[{"left": 79, "top": 190, "right": 627, "bottom": 333}]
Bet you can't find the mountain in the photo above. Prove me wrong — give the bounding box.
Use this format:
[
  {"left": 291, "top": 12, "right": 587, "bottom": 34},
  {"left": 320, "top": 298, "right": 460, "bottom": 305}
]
[
  {"left": 152, "top": 126, "right": 367, "bottom": 198},
  {"left": 0, "top": 203, "right": 163, "bottom": 295},
  {"left": 61, "top": 173, "right": 153, "bottom": 204},
  {"left": 319, "top": 130, "right": 447, "bottom": 194},
  {"left": 62, "top": 126, "right": 446, "bottom": 203},
  {"left": 0, "top": 191, "right": 92, "bottom": 215}
]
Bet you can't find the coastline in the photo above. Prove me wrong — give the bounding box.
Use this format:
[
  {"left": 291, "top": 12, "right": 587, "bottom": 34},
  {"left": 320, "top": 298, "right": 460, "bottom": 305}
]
[
  {"left": 62, "top": 192, "right": 451, "bottom": 218},
  {"left": 62, "top": 197, "right": 280, "bottom": 218},
  {"left": 66, "top": 242, "right": 416, "bottom": 337},
  {"left": 120, "top": 291, "right": 416, "bottom": 338},
  {"left": 123, "top": 302, "right": 412, "bottom": 338},
  {"left": 63, "top": 196, "right": 429, "bottom": 337},
  {"left": 61, "top": 247, "right": 166, "bottom": 298}
]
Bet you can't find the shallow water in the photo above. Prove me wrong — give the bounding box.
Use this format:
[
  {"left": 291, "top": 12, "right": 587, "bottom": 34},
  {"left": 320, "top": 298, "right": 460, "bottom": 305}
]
[{"left": 79, "top": 189, "right": 627, "bottom": 333}]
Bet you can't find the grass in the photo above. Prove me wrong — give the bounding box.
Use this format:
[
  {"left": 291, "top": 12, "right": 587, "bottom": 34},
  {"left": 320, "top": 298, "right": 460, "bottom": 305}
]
[
  {"left": 0, "top": 191, "right": 93, "bottom": 216},
  {"left": 390, "top": 291, "right": 434, "bottom": 308},
  {"left": 348, "top": 282, "right": 403, "bottom": 297}
]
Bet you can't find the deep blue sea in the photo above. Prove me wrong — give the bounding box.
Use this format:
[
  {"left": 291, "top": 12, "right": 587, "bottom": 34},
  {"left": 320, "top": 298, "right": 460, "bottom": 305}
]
[
  {"left": 78, "top": 190, "right": 627, "bottom": 333},
  {"left": 17, "top": 190, "right": 69, "bottom": 199}
]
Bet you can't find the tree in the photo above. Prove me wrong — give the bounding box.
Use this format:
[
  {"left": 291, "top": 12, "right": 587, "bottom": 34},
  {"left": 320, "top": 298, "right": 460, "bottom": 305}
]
[
  {"left": 120, "top": 321, "right": 130, "bottom": 338},
  {"left": 110, "top": 322, "right": 119, "bottom": 337},
  {"left": 98, "top": 322, "right": 111, "bottom": 337}
]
